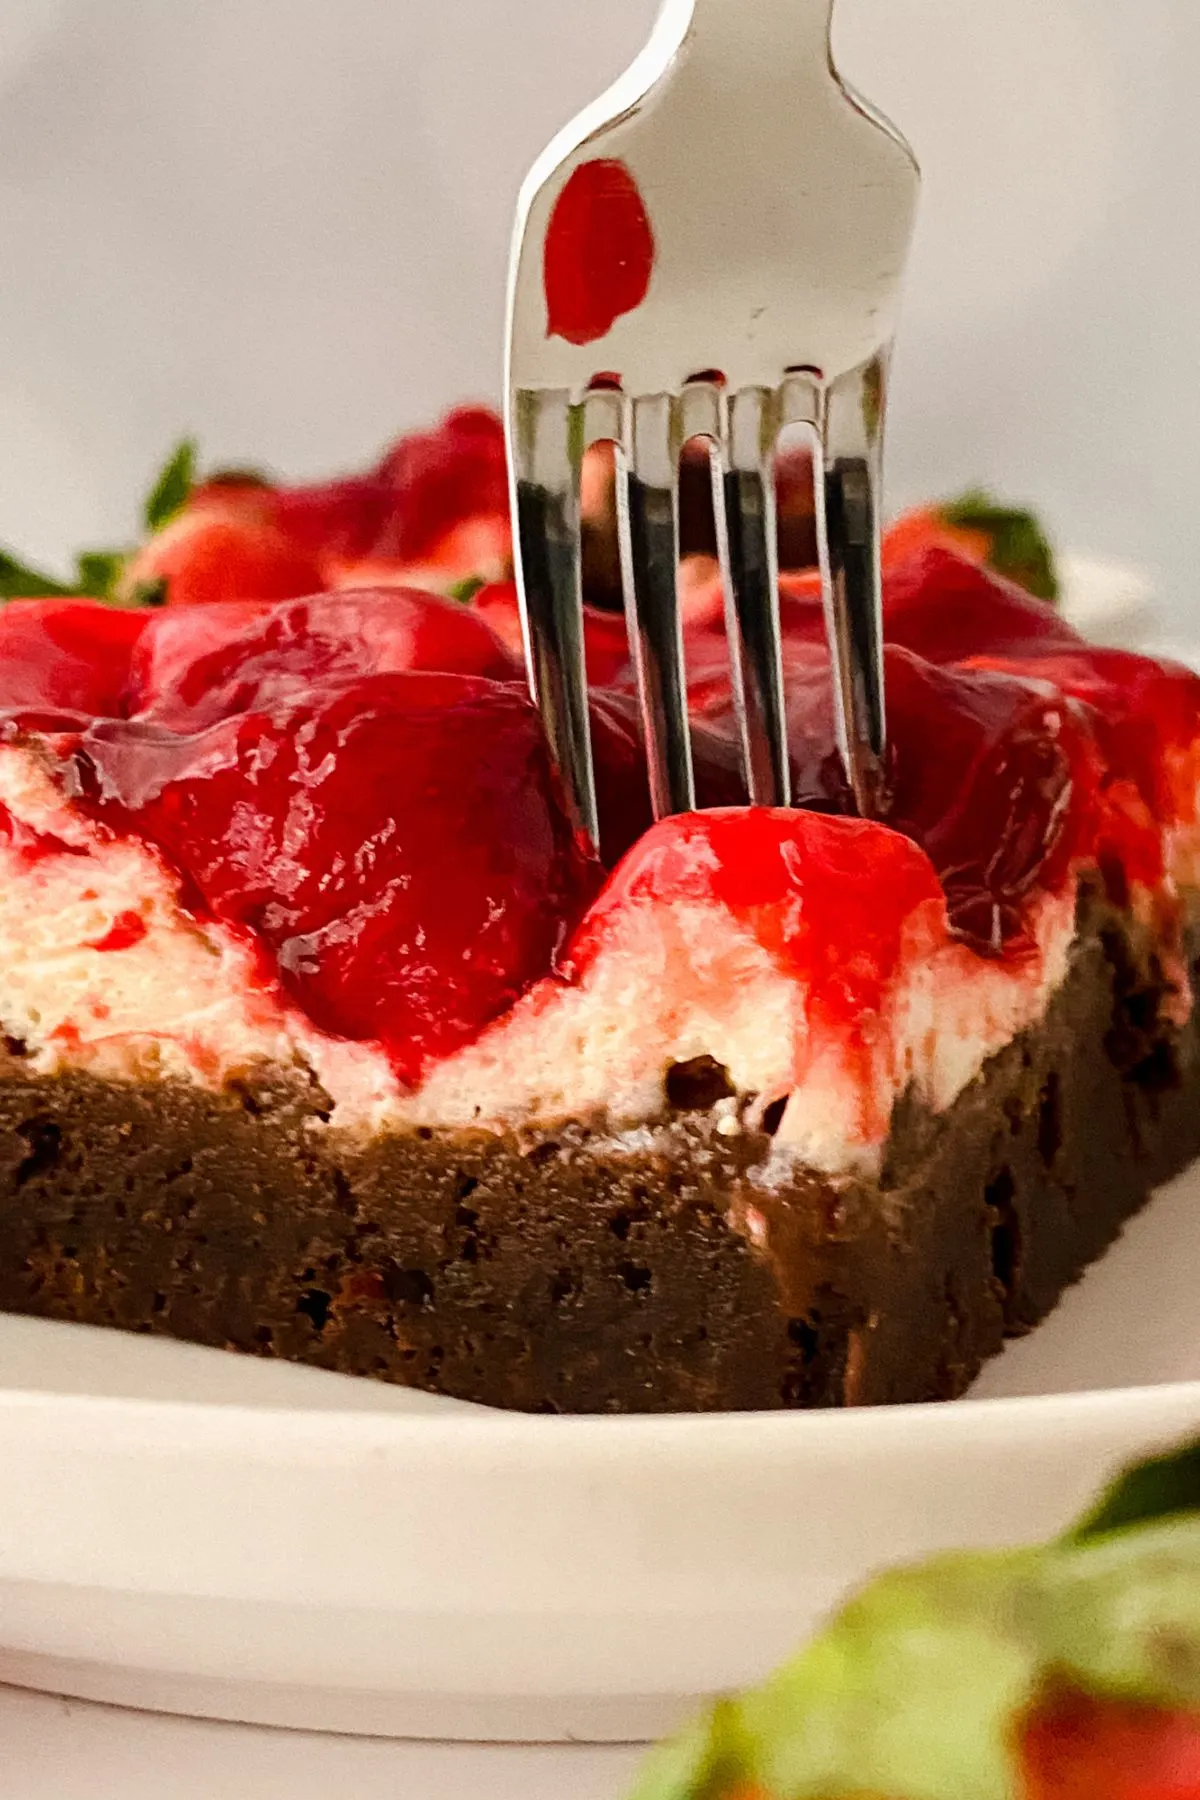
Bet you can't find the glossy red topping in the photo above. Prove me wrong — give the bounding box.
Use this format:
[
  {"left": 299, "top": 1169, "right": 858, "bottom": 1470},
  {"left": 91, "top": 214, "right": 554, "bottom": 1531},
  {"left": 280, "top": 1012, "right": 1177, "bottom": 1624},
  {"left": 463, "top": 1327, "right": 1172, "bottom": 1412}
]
[
  {"left": 588, "top": 687, "right": 746, "bottom": 866},
  {"left": 129, "top": 588, "right": 519, "bottom": 731},
  {"left": 86, "top": 910, "right": 148, "bottom": 953},
  {"left": 471, "top": 578, "right": 631, "bottom": 686},
  {"left": 261, "top": 409, "right": 509, "bottom": 569},
  {"left": 0, "top": 599, "right": 147, "bottom": 717},
  {"left": 972, "top": 646, "right": 1200, "bottom": 826},
  {"left": 883, "top": 545, "right": 1082, "bottom": 664},
  {"left": 694, "top": 638, "right": 1098, "bottom": 955},
  {"left": 543, "top": 160, "right": 656, "bottom": 346},
  {"left": 122, "top": 512, "right": 325, "bottom": 609},
  {"left": 371, "top": 406, "right": 510, "bottom": 561},
  {"left": 71, "top": 674, "right": 599, "bottom": 1083},
  {"left": 134, "top": 409, "right": 512, "bottom": 607},
  {"left": 568, "top": 808, "right": 945, "bottom": 1070},
  {"left": 264, "top": 475, "right": 391, "bottom": 563},
  {"left": 0, "top": 474, "right": 1194, "bottom": 1089},
  {"left": 881, "top": 652, "right": 1097, "bottom": 953},
  {"left": 1021, "top": 1688, "right": 1200, "bottom": 1799}
]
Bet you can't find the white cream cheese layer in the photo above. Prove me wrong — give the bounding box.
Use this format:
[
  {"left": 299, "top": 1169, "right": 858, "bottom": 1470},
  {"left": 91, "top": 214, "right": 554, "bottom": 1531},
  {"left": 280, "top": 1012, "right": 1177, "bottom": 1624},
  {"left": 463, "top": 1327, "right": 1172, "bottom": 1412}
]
[{"left": 0, "top": 744, "right": 1076, "bottom": 1173}]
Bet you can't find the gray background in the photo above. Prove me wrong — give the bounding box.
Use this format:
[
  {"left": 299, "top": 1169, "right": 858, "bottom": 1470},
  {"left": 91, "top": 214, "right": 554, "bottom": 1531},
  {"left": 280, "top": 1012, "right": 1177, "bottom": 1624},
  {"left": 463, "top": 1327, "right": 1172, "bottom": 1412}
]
[{"left": 0, "top": 1, "right": 1197, "bottom": 630}]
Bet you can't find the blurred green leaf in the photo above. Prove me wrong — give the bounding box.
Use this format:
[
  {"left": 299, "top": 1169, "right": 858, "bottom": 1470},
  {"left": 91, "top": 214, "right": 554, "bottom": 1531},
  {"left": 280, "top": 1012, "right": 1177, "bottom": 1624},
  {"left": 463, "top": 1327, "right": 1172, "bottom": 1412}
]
[
  {"left": 447, "top": 575, "right": 486, "bottom": 605},
  {"left": 1069, "top": 1440, "right": 1200, "bottom": 1544},
  {"left": 75, "top": 549, "right": 127, "bottom": 600},
  {"left": 0, "top": 548, "right": 74, "bottom": 600},
  {"left": 942, "top": 486, "right": 1059, "bottom": 603},
  {"left": 143, "top": 438, "right": 198, "bottom": 533}
]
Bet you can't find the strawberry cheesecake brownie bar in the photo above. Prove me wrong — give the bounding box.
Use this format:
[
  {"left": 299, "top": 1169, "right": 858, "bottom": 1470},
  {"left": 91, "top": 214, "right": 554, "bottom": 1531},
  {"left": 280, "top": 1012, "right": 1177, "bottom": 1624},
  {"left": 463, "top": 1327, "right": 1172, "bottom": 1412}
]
[{"left": 0, "top": 412, "right": 1193, "bottom": 1412}]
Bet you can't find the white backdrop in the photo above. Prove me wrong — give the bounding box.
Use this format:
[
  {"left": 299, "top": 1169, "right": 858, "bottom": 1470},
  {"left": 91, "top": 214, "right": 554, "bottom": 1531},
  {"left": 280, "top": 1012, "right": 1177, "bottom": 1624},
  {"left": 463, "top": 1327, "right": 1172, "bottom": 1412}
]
[{"left": 0, "top": 0, "right": 1197, "bottom": 628}]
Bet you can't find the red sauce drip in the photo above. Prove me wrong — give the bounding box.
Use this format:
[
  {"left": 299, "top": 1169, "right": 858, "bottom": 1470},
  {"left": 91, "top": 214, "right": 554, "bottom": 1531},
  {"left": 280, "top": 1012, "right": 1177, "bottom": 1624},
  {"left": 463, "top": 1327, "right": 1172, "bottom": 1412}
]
[
  {"left": 87, "top": 910, "right": 148, "bottom": 953},
  {"left": 1021, "top": 1687, "right": 1200, "bottom": 1799},
  {"left": 543, "top": 160, "right": 655, "bottom": 347}
]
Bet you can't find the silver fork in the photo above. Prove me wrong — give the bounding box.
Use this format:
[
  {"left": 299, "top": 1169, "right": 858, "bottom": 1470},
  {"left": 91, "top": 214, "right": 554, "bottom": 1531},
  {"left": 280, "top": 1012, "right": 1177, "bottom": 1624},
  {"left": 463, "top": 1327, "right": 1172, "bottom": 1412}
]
[{"left": 505, "top": 0, "right": 919, "bottom": 843}]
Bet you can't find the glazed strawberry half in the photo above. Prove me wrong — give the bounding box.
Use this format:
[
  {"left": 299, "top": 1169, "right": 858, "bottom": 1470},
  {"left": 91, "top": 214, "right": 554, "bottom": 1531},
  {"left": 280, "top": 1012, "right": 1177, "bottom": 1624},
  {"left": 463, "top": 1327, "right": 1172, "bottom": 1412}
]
[
  {"left": 69, "top": 673, "right": 602, "bottom": 1085},
  {"left": 0, "top": 598, "right": 148, "bottom": 720},
  {"left": 128, "top": 587, "right": 520, "bottom": 731}
]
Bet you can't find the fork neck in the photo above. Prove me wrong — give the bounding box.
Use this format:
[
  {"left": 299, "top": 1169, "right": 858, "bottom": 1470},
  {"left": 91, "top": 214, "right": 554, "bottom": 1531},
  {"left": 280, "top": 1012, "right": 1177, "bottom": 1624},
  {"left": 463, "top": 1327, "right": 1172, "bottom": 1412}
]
[{"left": 683, "top": 0, "right": 835, "bottom": 65}]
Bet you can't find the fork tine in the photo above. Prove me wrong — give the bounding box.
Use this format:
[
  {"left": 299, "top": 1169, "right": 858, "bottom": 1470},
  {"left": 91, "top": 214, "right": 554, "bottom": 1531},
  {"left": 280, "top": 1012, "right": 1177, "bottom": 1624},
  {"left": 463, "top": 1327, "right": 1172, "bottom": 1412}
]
[
  {"left": 712, "top": 386, "right": 791, "bottom": 807},
  {"left": 510, "top": 386, "right": 599, "bottom": 846},
  {"left": 617, "top": 392, "right": 695, "bottom": 817},
  {"left": 814, "top": 354, "right": 889, "bottom": 817}
]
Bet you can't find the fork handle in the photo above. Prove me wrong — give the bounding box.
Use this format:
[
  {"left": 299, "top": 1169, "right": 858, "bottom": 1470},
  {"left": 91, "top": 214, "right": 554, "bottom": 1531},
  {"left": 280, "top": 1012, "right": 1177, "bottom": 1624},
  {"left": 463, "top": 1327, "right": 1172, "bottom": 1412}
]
[{"left": 685, "top": 0, "right": 835, "bottom": 60}]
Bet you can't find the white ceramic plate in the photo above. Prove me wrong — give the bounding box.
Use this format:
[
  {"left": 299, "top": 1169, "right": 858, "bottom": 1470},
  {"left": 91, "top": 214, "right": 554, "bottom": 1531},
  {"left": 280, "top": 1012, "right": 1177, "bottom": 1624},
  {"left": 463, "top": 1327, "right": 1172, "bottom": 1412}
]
[
  {"left": 0, "top": 554, "right": 1188, "bottom": 1746},
  {"left": 0, "top": 1156, "right": 1195, "bottom": 1746}
]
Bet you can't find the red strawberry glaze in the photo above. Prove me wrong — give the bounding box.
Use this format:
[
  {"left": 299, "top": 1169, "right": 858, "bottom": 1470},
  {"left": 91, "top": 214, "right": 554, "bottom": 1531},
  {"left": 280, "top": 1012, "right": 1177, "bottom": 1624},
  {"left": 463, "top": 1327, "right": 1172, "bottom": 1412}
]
[
  {"left": 883, "top": 545, "right": 1082, "bottom": 664},
  {"left": 0, "top": 599, "right": 147, "bottom": 717},
  {"left": 129, "top": 588, "right": 519, "bottom": 731},
  {"left": 1020, "top": 1688, "right": 1200, "bottom": 1800},
  {"left": 880, "top": 653, "right": 1097, "bottom": 955},
  {"left": 589, "top": 687, "right": 746, "bottom": 866},
  {"left": 873, "top": 551, "right": 1200, "bottom": 905},
  {"left": 371, "top": 406, "right": 511, "bottom": 561},
  {"left": 566, "top": 808, "right": 947, "bottom": 1094},
  {"left": 0, "top": 523, "right": 1189, "bottom": 1091},
  {"left": 266, "top": 475, "right": 393, "bottom": 564},
  {"left": 86, "top": 910, "right": 148, "bottom": 953},
  {"left": 66, "top": 673, "right": 601, "bottom": 1085},
  {"left": 695, "top": 640, "right": 1098, "bottom": 956},
  {"left": 471, "top": 578, "right": 631, "bottom": 685},
  {"left": 470, "top": 580, "right": 526, "bottom": 657},
  {"left": 165, "top": 411, "right": 511, "bottom": 593},
  {"left": 967, "top": 647, "right": 1200, "bottom": 892},
  {"left": 543, "top": 160, "right": 656, "bottom": 347},
  {"left": 122, "top": 512, "right": 325, "bottom": 609}
]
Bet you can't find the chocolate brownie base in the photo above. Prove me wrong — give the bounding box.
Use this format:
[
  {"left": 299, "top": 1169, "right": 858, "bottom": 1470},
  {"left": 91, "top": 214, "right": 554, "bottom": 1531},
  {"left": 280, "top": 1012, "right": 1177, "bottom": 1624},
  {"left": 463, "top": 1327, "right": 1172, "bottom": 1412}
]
[{"left": 0, "top": 907, "right": 1194, "bottom": 1413}]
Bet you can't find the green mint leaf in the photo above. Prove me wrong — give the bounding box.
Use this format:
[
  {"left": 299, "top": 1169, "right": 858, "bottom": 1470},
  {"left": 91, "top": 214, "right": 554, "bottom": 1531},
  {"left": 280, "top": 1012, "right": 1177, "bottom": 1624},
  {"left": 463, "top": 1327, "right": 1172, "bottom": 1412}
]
[
  {"left": 1069, "top": 1440, "right": 1200, "bottom": 1544},
  {"left": 75, "top": 549, "right": 127, "bottom": 601},
  {"left": 447, "top": 575, "right": 486, "bottom": 605},
  {"left": 942, "top": 487, "right": 1060, "bottom": 604},
  {"left": 143, "top": 438, "right": 198, "bottom": 534},
  {"left": 0, "top": 548, "right": 75, "bottom": 600}
]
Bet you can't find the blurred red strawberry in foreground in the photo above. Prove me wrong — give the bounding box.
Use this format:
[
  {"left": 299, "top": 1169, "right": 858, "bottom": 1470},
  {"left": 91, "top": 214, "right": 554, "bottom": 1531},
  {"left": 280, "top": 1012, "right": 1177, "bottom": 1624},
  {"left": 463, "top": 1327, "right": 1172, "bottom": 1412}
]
[{"left": 633, "top": 1437, "right": 1200, "bottom": 1800}]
